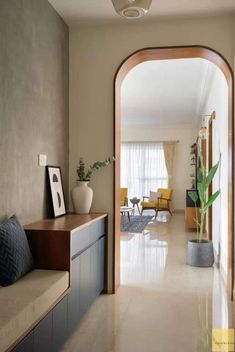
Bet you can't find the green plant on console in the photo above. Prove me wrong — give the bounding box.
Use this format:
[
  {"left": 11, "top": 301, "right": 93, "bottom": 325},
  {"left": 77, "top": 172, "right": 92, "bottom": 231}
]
[
  {"left": 77, "top": 157, "right": 115, "bottom": 182},
  {"left": 188, "top": 143, "right": 220, "bottom": 243}
]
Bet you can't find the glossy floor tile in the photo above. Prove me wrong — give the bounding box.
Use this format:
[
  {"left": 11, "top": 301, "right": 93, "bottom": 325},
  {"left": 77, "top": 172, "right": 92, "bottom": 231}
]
[{"left": 62, "top": 212, "right": 234, "bottom": 352}]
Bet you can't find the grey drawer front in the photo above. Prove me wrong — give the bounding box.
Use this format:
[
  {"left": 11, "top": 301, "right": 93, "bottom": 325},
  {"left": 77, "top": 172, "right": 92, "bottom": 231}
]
[
  {"left": 34, "top": 311, "right": 52, "bottom": 352},
  {"left": 90, "top": 219, "right": 105, "bottom": 243},
  {"left": 52, "top": 296, "right": 68, "bottom": 352},
  {"left": 72, "top": 226, "right": 90, "bottom": 256},
  {"left": 12, "top": 331, "right": 34, "bottom": 352}
]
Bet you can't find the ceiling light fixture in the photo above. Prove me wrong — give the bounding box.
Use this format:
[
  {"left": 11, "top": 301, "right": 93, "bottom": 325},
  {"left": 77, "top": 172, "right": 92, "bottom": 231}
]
[{"left": 112, "top": 0, "right": 152, "bottom": 19}]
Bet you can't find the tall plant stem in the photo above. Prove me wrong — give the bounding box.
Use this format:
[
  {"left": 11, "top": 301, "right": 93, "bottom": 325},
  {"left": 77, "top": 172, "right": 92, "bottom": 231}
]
[
  {"left": 194, "top": 200, "right": 199, "bottom": 238},
  {"left": 199, "top": 211, "right": 205, "bottom": 243}
]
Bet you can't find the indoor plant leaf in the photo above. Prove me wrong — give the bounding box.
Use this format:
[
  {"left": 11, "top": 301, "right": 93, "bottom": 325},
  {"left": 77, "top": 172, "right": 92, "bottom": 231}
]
[
  {"left": 204, "top": 190, "right": 220, "bottom": 213},
  {"left": 198, "top": 182, "right": 206, "bottom": 204},
  {"left": 190, "top": 142, "right": 220, "bottom": 244},
  {"left": 188, "top": 191, "right": 198, "bottom": 203},
  {"left": 197, "top": 143, "right": 205, "bottom": 178},
  {"left": 205, "top": 160, "right": 220, "bottom": 189},
  {"left": 197, "top": 167, "right": 203, "bottom": 183}
]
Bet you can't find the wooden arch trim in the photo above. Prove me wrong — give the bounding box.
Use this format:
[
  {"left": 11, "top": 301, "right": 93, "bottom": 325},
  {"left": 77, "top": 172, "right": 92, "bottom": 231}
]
[{"left": 113, "top": 46, "right": 234, "bottom": 299}]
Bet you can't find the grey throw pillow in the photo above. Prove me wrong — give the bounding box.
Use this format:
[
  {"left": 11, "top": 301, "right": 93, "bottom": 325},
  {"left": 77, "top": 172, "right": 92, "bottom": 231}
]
[{"left": 0, "top": 215, "right": 34, "bottom": 286}]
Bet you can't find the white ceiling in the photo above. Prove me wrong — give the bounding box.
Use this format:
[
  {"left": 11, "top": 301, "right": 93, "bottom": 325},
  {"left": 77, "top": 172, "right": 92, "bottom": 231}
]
[
  {"left": 48, "top": 0, "right": 235, "bottom": 25},
  {"left": 121, "top": 58, "right": 217, "bottom": 126}
]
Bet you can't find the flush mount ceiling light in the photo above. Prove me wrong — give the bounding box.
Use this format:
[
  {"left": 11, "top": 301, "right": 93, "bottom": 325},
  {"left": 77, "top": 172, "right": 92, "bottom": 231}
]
[{"left": 112, "top": 0, "right": 152, "bottom": 19}]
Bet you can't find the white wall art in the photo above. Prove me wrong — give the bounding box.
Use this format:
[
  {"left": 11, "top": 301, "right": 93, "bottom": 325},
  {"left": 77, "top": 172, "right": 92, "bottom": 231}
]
[{"left": 47, "top": 166, "right": 66, "bottom": 217}]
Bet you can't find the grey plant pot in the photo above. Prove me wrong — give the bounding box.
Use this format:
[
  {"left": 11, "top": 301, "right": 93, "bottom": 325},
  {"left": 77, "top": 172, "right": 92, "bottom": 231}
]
[{"left": 187, "top": 239, "right": 214, "bottom": 267}]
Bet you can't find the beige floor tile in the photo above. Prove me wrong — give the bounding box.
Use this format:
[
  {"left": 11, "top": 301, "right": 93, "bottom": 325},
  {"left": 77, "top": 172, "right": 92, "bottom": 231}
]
[{"left": 62, "top": 212, "right": 233, "bottom": 352}]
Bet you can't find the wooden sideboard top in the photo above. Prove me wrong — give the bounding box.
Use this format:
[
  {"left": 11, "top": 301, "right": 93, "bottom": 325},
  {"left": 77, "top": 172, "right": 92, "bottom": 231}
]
[{"left": 24, "top": 213, "right": 107, "bottom": 232}]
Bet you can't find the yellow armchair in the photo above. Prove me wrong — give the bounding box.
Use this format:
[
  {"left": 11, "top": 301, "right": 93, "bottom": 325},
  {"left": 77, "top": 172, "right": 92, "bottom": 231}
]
[
  {"left": 120, "top": 188, "right": 128, "bottom": 206},
  {"left": 141, "top": 188, "right": 173, "bottom": 217}
]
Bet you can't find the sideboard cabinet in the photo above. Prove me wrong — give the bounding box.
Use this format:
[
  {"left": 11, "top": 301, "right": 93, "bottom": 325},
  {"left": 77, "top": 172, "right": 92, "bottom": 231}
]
[{"left": 12, "top": 213, "right": 107, "bottom": 352}]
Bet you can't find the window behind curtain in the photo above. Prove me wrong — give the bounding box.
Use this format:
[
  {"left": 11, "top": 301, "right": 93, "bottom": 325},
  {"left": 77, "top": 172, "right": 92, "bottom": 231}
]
[{"left": 121, "top": 142, "right": 168, "bottom": 199}]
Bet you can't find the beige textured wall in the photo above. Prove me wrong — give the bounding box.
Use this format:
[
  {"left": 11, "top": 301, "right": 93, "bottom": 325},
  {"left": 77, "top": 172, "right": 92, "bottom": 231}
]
[
  {"left": 0, "top": 0, "right": 69, "bottom": 224},
  {"left": 69, "top": 15, "right": 235, "bottom": 291}
]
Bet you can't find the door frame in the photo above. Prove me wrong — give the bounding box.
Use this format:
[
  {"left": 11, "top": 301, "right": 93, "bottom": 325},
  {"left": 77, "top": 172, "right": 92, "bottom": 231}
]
[
  {"left": 208, "top": 115, "right": 213, "bottom": 240},
  {"left": 113, "top": 45, "right": 234, "bottom": 299}
]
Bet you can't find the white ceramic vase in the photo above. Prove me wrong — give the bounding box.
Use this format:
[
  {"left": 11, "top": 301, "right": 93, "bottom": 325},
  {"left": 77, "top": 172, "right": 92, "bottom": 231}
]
[{"left": 71, "top": 181, "right": 93, "bottom": 214}]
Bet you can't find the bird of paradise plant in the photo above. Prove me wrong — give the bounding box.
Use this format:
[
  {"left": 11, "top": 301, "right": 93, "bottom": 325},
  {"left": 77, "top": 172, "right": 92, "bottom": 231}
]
[{"left": 188, "top": 142, "right": 220, "bottom": 243}]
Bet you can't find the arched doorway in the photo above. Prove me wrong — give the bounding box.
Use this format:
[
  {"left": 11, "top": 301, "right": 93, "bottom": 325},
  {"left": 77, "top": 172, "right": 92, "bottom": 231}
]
[{"left": 113, "top": 46, "right": 234, "bottom": 299}]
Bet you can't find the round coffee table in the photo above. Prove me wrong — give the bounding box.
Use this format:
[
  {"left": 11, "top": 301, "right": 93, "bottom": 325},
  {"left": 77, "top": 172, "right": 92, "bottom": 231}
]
[{"left": 130, "top": 198, "right": 141, "bottom": 215}]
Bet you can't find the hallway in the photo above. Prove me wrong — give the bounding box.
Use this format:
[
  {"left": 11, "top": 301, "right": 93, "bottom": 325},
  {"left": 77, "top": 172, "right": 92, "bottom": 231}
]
[{"left": 63, "top": 213, "right": 233, "bottom": 352}]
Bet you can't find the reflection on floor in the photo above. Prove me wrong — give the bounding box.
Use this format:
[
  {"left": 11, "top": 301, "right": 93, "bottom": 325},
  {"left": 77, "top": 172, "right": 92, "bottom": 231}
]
[{"left": 62, "top": 212, "right": 234, "bottom": 352}]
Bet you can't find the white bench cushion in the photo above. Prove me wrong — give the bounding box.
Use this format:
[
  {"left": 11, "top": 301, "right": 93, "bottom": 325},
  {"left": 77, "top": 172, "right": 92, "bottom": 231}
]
[{"left": 0, "top": 269, "right": 69, "bottom": 352}]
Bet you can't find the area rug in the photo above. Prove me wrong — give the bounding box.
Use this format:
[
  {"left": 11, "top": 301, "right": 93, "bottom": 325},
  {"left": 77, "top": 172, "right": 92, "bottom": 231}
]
[{"left": 121, "top": 215, "right": 153, "bottom": 233}]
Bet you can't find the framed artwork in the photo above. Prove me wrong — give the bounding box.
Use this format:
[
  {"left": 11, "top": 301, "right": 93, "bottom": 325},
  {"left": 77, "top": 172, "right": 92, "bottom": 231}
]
[{"left": 47, "top": 166, "right": 66, "bottom": 218}]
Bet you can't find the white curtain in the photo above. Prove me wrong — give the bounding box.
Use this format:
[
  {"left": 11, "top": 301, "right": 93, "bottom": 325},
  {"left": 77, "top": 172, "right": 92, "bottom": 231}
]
[
  {"left": 162, "top": 142, "right": 176, "bottom": 188},
  {"left": 121, "top": 142, "right": 168, "bottom": 199}
]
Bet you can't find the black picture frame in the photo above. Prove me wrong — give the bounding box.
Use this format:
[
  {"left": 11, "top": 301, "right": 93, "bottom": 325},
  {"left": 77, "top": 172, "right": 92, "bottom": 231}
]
[{"left": 46, "top": 166, "right": 66, "bottom": 218}]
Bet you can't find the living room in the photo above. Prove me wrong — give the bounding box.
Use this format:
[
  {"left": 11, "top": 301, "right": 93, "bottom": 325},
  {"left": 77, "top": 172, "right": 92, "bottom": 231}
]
[{"left": 119, "top": 57, "right": 230, "bottom": 292}]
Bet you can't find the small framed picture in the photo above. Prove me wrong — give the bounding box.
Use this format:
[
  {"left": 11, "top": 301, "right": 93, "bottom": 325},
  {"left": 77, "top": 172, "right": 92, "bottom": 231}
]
[{"left": 47, "top": 166, "right": 66, "bottom": 218}]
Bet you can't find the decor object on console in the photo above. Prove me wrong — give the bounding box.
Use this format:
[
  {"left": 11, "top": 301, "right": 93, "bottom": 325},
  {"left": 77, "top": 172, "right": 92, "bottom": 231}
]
[
  {"left": 47, "top": 166, "right": 66, "bottom": 218},
  {"left": 72, "top": 157, "right": 115, "bottom": 214},
  {"left": 72, "top": 181, "right": 93, "bottom": 215},
  {"left": 187, "top": 142, "right": 220, "bottom": 267},
  {"left": 112, "top": 0, "right": 152, "bottom": 19}
]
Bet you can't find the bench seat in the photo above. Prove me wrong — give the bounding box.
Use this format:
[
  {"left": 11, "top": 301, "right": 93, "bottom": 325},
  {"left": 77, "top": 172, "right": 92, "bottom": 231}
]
[{"left": 0, "top": 269, "right": 69, "bottom": 352}]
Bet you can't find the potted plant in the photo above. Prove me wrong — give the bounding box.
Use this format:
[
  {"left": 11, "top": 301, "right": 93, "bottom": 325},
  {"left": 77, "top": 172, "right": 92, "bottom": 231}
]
[
  {"left": 187, "top": 143, "right": 220, "bottom": 267},
  {"left": 72, "top": 157, "right": 115, "bottom": 214}
]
